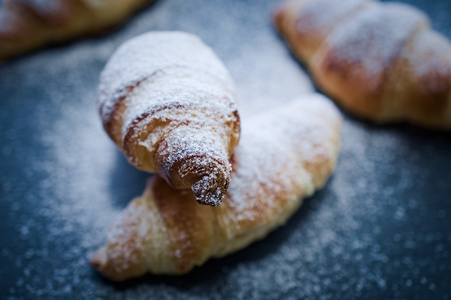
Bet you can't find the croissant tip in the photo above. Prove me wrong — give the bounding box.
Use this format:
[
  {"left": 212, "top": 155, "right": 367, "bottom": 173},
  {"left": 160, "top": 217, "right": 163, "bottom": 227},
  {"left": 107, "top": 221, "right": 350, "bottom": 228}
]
[
  {"left": 189, "top": 161, "right": 231, "bottom": 206},
  {"left": 90, "top": 247, "right": 107, "bottom": 270},
  {"left": 191, "top": 179, "right": 227, "bottom": 206},
  {"left": 196, "top": 197, "right": 222, "bottom": 206},
  {"left": 193, "top": 189, "right": 224, "bottom": 206}
]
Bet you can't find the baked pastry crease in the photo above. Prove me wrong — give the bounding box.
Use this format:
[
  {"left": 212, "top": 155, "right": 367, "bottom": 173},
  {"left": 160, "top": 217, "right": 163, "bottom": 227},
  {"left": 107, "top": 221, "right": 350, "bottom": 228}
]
[
  {"left": 0, "top": 0, "right": 155, "bottom": 61},
  {"left": 98, "top": 32, "right": 240, "bottom": 206},
  {"left": 91, "top": 94, "right": 342, "bottom": 281},
  {"left": 274, "top": 0, "right": 451, "bottom": 130}
]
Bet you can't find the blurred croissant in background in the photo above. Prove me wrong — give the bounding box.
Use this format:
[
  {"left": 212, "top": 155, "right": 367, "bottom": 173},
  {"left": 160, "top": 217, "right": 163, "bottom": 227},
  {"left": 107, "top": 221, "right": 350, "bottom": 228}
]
[
  {"left": 0, "top": 0, "right": 154, "bottom": 60},
  {"left": 274, "top": 0, "right": 451, "bottom": 130}
]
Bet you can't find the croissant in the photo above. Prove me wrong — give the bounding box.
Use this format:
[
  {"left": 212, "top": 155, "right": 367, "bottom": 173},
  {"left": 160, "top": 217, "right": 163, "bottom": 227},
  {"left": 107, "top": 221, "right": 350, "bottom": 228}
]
[
  {"left": 98, "top": 32, "right": 240, "bottom": 206},
  {"left": 274, "top": 0, "right": 451, "bottom": 130},
  {"left": 0, "top": 0, "right": 153, "bottom": 61},
  {"left": 90, "top": 94, "right": 342, "bottom": 281}
]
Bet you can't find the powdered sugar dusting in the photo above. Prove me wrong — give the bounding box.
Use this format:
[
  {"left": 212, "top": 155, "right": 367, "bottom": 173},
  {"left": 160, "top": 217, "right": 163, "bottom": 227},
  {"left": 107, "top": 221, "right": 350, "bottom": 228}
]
[
  {"left": 404, "top": 30, "right": 451, "bottom": 94},
  {"left": 98, "top": 31, "right": 236, "bottom": 124},
  {"left": 325, "top": 3, "right": 427, "bottom": 90},
  {"left": 226, "top": 95, "right": 341, "bottom": 228},
  {"left": 123, "top": 69, "right": 237, "bottom": 152},
  {"left": 294, "top": 0, "right": 368, "bottom": 36}
]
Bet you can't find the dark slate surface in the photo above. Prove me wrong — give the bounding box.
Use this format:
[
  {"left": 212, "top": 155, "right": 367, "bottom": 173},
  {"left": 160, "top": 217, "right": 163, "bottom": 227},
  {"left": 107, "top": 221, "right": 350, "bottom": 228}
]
[{"left": 1, "top": 0, "right": 450, "bottom": 299}]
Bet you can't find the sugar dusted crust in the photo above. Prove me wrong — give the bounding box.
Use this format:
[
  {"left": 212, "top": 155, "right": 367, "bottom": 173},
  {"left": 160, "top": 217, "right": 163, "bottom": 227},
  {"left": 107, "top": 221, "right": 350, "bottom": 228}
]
[{"left": 97, "top": 32, "right": 241, "bottom": 205}]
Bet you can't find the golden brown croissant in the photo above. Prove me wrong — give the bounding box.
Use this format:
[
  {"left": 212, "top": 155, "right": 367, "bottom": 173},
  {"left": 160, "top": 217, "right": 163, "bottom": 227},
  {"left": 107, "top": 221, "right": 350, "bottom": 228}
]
[
  {"left": 90, "top": 94, "right": 342, "bottom": 281},
  {"left": 0, "top": 0, "right": 153, "bottom": 60},
  {"left": 274, "top": 0, "right": 451, "bottom": 130},
  {"left": 98, "top": 32, "right": 240, "bottom": 206}
]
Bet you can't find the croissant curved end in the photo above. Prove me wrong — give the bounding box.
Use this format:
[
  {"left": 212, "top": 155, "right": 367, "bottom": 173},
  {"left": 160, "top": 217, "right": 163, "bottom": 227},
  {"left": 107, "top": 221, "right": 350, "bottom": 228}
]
[
  {"left": 90, "top": 246, "right": 141, "bottom": 282},
  {"left": 90, "top": 247, "right": 108, "bottom": 274}
]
